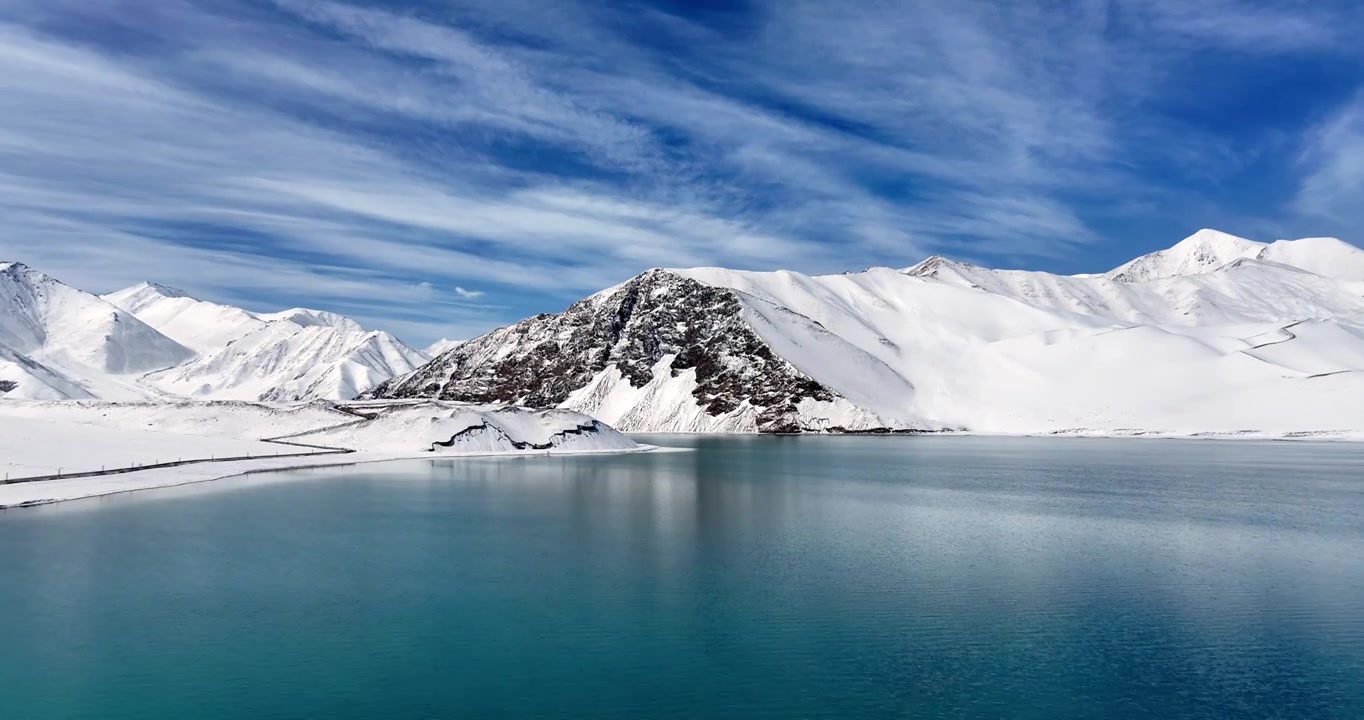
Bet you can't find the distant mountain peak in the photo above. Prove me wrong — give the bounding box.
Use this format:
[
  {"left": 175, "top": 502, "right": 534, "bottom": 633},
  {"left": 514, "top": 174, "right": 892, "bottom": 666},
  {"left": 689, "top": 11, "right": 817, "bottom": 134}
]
[
  {"left": 1255, "top": 236, "right": 1364, "bottom": 281},
  {"left": 902, "top": 255, "right": 982, "bottom": 279},
  {"left": 0, "top": 261, "right": 194, "bottom": 393},
  {"left": 1107, "top": 229, "right": 1364, "bottom": 283},
  {"left": 1107, "top": 229, "right": 1266, "bottom": 283},
  {"left": 261, "top": 307, "right": 362, "bottom": 332},
  {"left": 102, "top": 281, "right": 199, "bottom": 314},
  {"left": 132, "top": 280, "right": 192, "bottom": 299},
  {"left": 425, "top": 338, "right": 464, "bottom": 357}
]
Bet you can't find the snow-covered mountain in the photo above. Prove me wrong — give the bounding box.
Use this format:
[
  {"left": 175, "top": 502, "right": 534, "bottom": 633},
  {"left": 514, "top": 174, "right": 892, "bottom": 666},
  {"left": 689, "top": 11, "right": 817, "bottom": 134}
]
[
  {"left": 368, "top": 230, "right": 1364, "bottom": 437},
  {"left": 0, "top": 264, "right": 427, "bottom": 402},
  {"left": 145, "top": 317, "right": 428, "bottom": 402},
  {"left": 1, "top": 262, "right": 192, "bottom": 399},
  {"left": 1107, "top": 228, "right": 1364, "bottom": 282},
  {"left": 101, "top": 282, "right": 429, "bottom": 402},
  {"left": 101, "top": 282, "right": 268, "bottom": 353},
  {"left": 370, "top": 269, "right": 925, "bottom": 432},
  {"left": 425, "top": 338, "right": 465, "bottom": 357}
]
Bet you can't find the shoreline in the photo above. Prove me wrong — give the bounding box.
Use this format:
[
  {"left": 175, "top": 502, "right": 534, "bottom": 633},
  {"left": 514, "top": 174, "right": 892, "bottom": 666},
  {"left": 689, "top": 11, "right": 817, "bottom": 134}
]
[
  {"left": 0, "top": 445, "right": 659, "bottom": 512},
  {"left": 628, "top": 428, "right": 1364, "bottom": 442},
  {"left": 6, "top": 426, "right": 1362, "bottom": 512}
]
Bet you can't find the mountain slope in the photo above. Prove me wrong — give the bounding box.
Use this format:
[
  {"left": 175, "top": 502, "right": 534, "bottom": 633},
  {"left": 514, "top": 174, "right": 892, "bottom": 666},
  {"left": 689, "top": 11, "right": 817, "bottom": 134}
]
[
  {"left": 1107, "top": 229, "right": 1364, "bottom": 283},
  {"left": 425, "top": 338, "right": 464, "bottom": 356},
  {"left": 370, "top": 231, "right": 1364, "bottom": 436},
  {"left": 0, "top": 271, "right": 433, "bottom": 403},
  {"left": 0, "top": 263, "right": 192, "bottom": 399},
  {"left": 1257, "top": 237, "right": 1364, "bottom": 281},
  {"left": 0, "top": 343, "right": 93, "bottom": 400},
  {"left": 97, "top": 280, "right": 430, "bottom": 402},
  {"left": 1106, "top": 229, "right": 1265, "bottom": 282},
  {"left": 142, "top": 312, "right": 428, "bottom": 403},
  {"left": 367, "top": 269, "right": 930, "bottom": 432},
  {"left": 101, "top": 282, "right": 268, "bottom": 353}
]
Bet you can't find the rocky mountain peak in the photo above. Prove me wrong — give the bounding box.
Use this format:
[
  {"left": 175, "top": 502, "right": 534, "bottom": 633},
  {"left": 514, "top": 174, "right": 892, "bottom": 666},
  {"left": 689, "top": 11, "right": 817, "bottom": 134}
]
[{"left": 366, "top": 268, "right": 842, "bottom": 432}]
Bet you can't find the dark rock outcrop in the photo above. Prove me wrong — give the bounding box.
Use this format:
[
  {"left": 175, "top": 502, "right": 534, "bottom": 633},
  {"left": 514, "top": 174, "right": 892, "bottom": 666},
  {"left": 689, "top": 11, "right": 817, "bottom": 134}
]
[{"left": 365, "top": 270, "right": 839, "bottom": 432}]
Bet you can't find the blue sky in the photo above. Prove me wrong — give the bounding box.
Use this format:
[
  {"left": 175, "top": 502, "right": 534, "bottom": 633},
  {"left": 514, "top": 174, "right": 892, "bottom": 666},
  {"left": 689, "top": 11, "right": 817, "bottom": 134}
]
[{"left": 1, "top": 0, "right": 1362, "bottom": 346}]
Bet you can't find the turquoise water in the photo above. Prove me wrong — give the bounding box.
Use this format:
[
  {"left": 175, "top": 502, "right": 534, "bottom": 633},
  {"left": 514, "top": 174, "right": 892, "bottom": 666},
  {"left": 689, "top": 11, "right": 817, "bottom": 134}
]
[{"left": 2, "top": 435, "right": 1363, "bottom": 718}]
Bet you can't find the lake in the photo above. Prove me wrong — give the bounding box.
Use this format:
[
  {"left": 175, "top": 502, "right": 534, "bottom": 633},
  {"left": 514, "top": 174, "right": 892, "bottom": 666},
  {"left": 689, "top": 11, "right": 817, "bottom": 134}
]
[{"left": 2, "top": 435, "right": 1363, "bottom": 718}]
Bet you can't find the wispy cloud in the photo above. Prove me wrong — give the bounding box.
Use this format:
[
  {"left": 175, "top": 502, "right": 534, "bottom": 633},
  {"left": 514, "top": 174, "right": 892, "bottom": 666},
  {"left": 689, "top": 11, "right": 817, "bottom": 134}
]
[
  {"left": 1128, "top": 0, "right": 1343, "bottom": 52},
  {"left": 0, "top": 0, "right": 1360, "bottom": 344},
  {"left": 1295, "top": 93, "right": 1364, "bottom": 225}
]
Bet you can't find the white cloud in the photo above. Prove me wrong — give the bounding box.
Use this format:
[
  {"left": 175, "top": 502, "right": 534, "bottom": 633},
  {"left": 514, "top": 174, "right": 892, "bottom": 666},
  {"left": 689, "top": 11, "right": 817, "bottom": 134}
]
[
  {"left": 1295, "top": 94, "right": 1364, "bottom": 225},
  {"left": 0, "top": 0, "right": 1360, "bottom": 345},
  {"left": 1128, "top": 0, "right": 1343, "bottom": 52}
]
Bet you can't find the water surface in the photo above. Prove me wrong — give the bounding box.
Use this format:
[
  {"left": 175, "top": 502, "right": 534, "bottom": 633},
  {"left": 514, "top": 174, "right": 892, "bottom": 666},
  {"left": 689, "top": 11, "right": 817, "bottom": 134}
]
[{"left": 2, "top": 436, "right": 1362, "bottom": 718}]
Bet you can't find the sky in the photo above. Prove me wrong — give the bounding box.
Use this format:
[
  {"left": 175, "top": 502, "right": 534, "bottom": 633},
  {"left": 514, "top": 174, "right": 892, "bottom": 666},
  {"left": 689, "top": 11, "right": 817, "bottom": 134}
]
[{"left": 1, "top": 0, "right": 1362, "bottom": 346}]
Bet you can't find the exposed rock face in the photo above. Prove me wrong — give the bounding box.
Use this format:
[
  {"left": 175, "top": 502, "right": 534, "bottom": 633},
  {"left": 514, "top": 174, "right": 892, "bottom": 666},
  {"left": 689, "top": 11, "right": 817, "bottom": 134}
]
[{"left": 365, "top": 270, "right": 841, "bottom": 432}]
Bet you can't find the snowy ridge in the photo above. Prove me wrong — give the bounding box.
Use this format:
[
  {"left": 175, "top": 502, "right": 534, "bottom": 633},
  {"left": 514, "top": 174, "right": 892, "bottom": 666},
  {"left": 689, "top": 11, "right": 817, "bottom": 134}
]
[
  {"left": 425, "top": 338, "right": 465, "bottom": 356},
  {"left": 1, "top": 263, "right": 192, "bottom": 399},
  {"left": 1107, "top": 228, "right": 1364, "bottom": 282},
  {"left": 1, "top": 265, "right": 428, "bottom": 402},
  {"left": 366, "top": 269, "right": 938, "bottom": 433},
  {"left": 102, "top": 280, "right": 429, "bottom": 402},
  {"left": 145, "top": 320, "right": 428, "bottom": 403},
  {"left": 101, "top": 282, "right": 268, "bottom": 352},
  {"left": 373, "top": 230, "right": 1364, "bottom": 437}
]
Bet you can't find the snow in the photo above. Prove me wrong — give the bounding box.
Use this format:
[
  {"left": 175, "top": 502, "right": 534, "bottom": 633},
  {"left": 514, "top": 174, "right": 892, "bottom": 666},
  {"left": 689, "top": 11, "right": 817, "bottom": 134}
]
[
  {"left": 1106, "top": 229, "right": 1364, "bottom": 283},
  {"left": 1, "top": 263, "right": 191, "bottom": 399},
  {"left": 102, "top": 282, "right": 430, "bottom": 402},
  {"left": 0, "top": 400, "right": 646, "bottom": 508},
  {"left": 289, "top": 402, "right": 640, "bottom": 454},
  {"left": 0, "top": 417, "right": 285, "bottom": 478},
  {"left": 146, "top": 321, "right": 429, "bottom": 402},
  {"left": 101, "top": 282, "right": 267, "bottom": 353},
  {"left": 654, "top": 232, "right": 1364, "bottom": 438},
  {"left": 1106, "top": 228, "right": 1267, "bottom": 282},
  {"left": 564, "top": 358, "right": 762, "bottom": 432},
  {"left": 425, "top": 338, "right": 465, "bottom": 356},
  {"left": 0, "top": 268, "right": 431, "bottom": 402},
  {"left": 372, "top": 229, "right": 1364, "bottom": 438},
  {"left": 1258, "top": 237, "right": 1364, "bottom": 281},
  {"left": 257, "top": 307, "right": 363, "bottom": 331}
]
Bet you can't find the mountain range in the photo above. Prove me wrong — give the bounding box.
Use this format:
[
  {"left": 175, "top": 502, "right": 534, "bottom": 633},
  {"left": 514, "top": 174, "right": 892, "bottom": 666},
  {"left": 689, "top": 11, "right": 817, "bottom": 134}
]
[
  {"left": 367, "top": 229, "right": 1364, "bottom": 437},
  {"left": 6, "top": 229, "right": 1363, "bottom": 437},
  {"left": 0, "top": 263, "right": 427, "bottom": 401}
]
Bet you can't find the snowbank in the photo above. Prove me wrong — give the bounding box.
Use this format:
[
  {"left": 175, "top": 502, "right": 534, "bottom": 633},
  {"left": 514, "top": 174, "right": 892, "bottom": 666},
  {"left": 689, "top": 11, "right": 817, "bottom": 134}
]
[{"left": 285, "top": 402, "right": 641, "bottom": 454}]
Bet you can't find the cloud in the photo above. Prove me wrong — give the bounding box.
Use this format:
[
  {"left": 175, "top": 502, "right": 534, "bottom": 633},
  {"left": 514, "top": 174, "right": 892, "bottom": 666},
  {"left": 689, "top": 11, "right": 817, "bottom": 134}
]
[
  {"left": 1295, "top": 93, "right": 1364, "bottom": 225},
  {"left": 1127, "top": 0, "right": 1342, "bottom": 52},
  {"left": 0, "top": 0, "right": 1360, "bottom": 346}
]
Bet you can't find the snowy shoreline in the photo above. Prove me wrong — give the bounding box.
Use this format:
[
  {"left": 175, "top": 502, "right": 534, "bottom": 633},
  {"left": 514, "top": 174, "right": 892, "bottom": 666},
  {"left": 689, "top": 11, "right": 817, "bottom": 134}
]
[
  {"left": 0, "top": 400, "right": 649, "bottom": 510},
  {"left": 0, "top": 446, "right": 657, "bottom": 511},
  {"left": 5, "top": 417, "right": 1360, "bottom": 511},
  {"left": 633, "top": 428, "right": 1364, "bottom": 442}
]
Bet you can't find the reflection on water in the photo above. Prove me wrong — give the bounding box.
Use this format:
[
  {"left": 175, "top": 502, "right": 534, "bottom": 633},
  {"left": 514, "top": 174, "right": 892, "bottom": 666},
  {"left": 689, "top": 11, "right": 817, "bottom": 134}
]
[{"left": 2, "top": 435, "right": 1363, "bottom": 718}]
